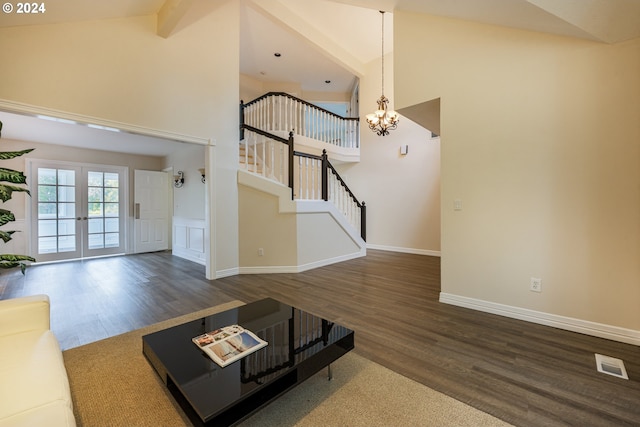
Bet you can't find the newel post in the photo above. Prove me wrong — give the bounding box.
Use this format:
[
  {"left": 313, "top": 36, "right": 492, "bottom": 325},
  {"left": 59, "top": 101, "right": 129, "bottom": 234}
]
[
  {"left": 239, "top": 100, "right": 245, "bottom": 140},
  {"left": 361, "top": 201, "right": 366, "bottom": 241},
  {"left": 321, "top": 149, "right": 328, "bottom": 201},
  {"left": 288, "top": 131, "right": 294, "bottom": 199}
]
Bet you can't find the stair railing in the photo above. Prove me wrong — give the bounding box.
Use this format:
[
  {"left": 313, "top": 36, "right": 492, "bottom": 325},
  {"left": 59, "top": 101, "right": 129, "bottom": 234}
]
[
  {"left": 240, "top": 124, "right": 293, "bottom": 187},
  {"left": 241, "top": 93, "right": 360, "bottom": 149},
  {"left": 291, "top": 149, "right": 366, "bottom": 241}
]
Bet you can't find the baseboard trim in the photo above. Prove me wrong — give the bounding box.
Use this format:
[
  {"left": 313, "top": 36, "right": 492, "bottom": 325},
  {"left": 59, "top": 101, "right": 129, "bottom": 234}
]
[
  {"left": 439, "top": 292, "right": 640, "bottom": 346},
  {"left": 215, "top": 267, "right": 240, "bottom": 279},
  {"left": 367, "top": 244, "right": 441, "bottom": 257},
  {"left": 238, "top": 250, "right": 366, "bottom": 275}
]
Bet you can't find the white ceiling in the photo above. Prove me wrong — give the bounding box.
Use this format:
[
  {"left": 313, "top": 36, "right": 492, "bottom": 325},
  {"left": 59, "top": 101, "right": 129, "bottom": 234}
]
[{"left": 0, "top": 0, "right": 637, "bottom": 156}]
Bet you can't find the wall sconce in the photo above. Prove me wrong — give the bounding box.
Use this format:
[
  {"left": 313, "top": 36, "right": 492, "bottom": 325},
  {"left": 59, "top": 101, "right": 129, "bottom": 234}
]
[
  {"left": 198, "top": 168, "right": 205, "bottom": 183},
  {"left": 174, "top": 170, "right": 184, "bottom": 188}
]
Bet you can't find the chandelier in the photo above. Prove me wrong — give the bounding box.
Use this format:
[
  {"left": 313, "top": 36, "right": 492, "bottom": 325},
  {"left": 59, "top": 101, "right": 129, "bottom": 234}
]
[{"left": 365, "top": 10, "right": 399, "bottom": 136}]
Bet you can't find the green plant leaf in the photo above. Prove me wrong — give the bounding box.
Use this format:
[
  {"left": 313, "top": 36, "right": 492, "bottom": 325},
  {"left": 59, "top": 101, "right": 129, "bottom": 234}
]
[
  {"left": 0, "top": 230, "right": 16, "bottom": 243},
  {"left": 0, "top": 149, "right": 34, "bottom": 160},
  {"left": 0, "top": 209, "right": 15, "bottom": 227},
  {"left": 0, "top": 184, "right": 30, "bottom": 202},
  {"left": 0, "top": 168, "right": 27, "bottom": 184},
  {"left": 0, "top": 254, "right": 36, "bottom": 274},
  {"left": 0, "top": 262, "right": 20, "bottom": 269},
  {"left": 0, "top": 254, "right": 36, "bottom": 262},
  {"left": 0, "top": 259, "right": 34, "bottom": 275}
]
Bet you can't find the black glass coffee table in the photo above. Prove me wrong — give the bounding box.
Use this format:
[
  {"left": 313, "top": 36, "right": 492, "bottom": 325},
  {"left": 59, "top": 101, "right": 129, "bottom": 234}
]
[{"left": 142, "top": 298, "right": 354, "bottom": 426}]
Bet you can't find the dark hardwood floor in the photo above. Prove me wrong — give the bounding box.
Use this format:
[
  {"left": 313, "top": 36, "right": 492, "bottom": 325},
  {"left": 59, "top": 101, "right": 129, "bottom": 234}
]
[{"left": 1, "top": 250, "right": 638, "bottom": 426}]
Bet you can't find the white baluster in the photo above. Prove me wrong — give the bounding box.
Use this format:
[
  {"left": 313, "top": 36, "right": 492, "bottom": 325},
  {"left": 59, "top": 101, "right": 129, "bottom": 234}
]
[
  {"left": 305, "top": 157, "right": 310, "bottom": 199},
  {"left": 261, "top": 135, "right": 266, "bottom": 177}
]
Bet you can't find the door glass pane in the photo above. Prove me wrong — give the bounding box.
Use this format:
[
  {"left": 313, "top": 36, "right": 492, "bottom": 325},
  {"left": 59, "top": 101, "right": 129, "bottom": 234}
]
[
  {"left": 87, "top": 171, "right": 103, "bottom": 187},
  {"left": 38, "top": 220, "right": 56, "bottom": 237},
  {"left": 58, "top": 186, "right": 75, "bottom": 203},
  {"left": 37, "top": 168, "right": 77, "bottom": 255},
  {"left": 39, "top": 186, "right": 57, "bottom": 202},
  {"left": 58, "top": 203, "right": 76, "bottom": 219},
  {"left": 86, "top": 170, "right": 121, "bottom": 253},
  {"left": 58, "top": 170, "right": 75, "bottom": 186},
  {"left": 104, "top": 203, "right": 119, "bottom": 216},
  {"left": 88, "top": 218, "right": 103, "bottom": 233},
  {"left": 105, "top": 233, "right": 119, "bottom": 248},
  {"left": 104, "top": 173, "right": 118, "bottom": 187},
  {"left": 38, "top": 237, "right": 57, "bottom": 253},
  {"left": 105, "top": 218, "right": 119, "bottom": 233},
  {"left": 88, "top": 187, "right": 103, "bottom": 203},
  {"left": 58, "top": 219, "right": 75, "bottom": 235},
  {"left": 88, "top": 233, "right": 104, "bottom": 250},
  {"left": 38, "top": 203, "right": 56, "bottom": 216},
  {"left": 105, "top": 188, "right": 118, "bottom": 203},
  {"left": 58, "top": 235, "right": 76, "bottom": 252}
]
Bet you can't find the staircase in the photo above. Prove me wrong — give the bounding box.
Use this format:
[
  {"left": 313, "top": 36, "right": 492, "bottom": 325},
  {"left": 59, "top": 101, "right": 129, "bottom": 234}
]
[{"left": 239, "top": 92, "right": 366, "bottom": 241}]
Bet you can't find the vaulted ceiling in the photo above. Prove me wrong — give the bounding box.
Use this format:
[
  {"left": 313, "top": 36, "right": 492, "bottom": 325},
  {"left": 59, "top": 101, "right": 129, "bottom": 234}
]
[{"left": 0, "top": 0, "right": 637, "bottom": 155}]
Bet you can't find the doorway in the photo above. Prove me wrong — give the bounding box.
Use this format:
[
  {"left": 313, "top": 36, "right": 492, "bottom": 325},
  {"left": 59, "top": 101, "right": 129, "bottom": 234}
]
[{"left": 29, "top": 160, "right": 127, "bottom": 262}]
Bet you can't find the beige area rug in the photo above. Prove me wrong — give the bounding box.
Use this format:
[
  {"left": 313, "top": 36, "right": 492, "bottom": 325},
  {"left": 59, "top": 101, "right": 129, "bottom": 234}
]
[{"left": 63, "top": 300, "right": 513, "bottom": 427}]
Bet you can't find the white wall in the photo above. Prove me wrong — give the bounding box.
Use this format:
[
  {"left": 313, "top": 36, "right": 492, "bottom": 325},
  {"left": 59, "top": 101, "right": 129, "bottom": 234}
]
[
  {"left": 394, "top": 12, "right": 640, "bottom": 338},
  {"left": 165, "top": 145, "right": 206, "bottom": 220}
]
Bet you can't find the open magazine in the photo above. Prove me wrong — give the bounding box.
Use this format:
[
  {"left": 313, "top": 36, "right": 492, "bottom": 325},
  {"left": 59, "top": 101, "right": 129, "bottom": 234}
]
[{"left": 192, "top": 325, "right": 268, "bottom": 367}]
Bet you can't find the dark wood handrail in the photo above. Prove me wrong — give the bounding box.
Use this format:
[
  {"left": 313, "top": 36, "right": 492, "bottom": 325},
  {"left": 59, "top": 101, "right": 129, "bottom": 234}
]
[
  {"left": 242, "top": 92, "right": 359, "bottom": 122},
  {"left": 241, "top": 124, "right": 289, "bottom": 144},
  {"left": 293, "top": 151, "right": 322, "bottom": 161}
]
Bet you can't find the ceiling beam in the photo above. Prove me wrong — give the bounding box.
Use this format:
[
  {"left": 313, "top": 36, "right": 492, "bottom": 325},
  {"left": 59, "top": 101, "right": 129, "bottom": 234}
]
[{"left": 157, "top": 0, "right": 196, "bottom": 38}]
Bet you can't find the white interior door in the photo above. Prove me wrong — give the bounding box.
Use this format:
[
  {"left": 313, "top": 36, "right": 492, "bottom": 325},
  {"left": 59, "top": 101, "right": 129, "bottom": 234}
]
[
  {"left": 134, "top": 170, "right": 169, "bottom": 253},
  {"left": 30, "top": 161, "right": 126, "bottom": 262}
]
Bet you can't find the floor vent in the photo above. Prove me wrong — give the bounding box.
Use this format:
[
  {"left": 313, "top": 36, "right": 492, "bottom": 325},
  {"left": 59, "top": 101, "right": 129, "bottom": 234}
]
[{"left": 595, "top": 354, "right": 629, "bottom": 380}]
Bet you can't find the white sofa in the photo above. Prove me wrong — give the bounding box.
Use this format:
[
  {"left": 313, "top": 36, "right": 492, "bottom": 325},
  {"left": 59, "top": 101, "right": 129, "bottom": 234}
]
[{"left": 0, "top": 295, "right": 76, "bottom": 427}]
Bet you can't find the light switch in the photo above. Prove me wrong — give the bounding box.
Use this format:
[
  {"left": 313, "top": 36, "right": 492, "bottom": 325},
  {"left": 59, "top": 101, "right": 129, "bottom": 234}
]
[{"left": 454, "top": 199, "right": 462, "bottom": 211}]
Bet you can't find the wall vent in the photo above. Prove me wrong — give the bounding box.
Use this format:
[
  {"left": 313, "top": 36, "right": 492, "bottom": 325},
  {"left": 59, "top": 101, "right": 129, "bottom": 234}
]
[{"left": 595, "top": 354, "right": 628, "bottom": 380}]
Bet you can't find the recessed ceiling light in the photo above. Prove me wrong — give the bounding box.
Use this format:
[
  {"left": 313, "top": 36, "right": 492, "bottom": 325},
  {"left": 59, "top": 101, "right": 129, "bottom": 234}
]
[{"left": 274, "top": 52, "right": 281, "bottom": 57}]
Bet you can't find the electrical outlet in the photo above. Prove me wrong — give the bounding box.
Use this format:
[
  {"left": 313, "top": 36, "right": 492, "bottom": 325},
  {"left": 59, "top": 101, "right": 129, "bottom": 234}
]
[
  {"left": 530, "top": 277, "right": 542, "bottom": 293},
  {"left": 258, "top": 248, "right": 264, "bottom": 256}
]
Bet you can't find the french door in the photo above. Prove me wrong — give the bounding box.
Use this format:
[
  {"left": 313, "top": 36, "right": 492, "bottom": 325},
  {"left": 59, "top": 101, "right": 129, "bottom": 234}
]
[{"left": 30, "top": 161, "right": 126, "bottom": 262}]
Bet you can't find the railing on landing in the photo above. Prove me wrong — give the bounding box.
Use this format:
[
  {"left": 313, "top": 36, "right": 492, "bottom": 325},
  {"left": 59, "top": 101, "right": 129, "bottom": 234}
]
[
  {"left": 240, "top": 124, "right": 366, "bottom": 241},
  {"left": 241, "top": 92, "right": 360, "bottom": 149}
]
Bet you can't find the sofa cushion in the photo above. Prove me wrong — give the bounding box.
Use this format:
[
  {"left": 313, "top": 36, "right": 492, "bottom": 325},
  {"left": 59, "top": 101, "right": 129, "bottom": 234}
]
[
  {"left": 0, "top": 330, "right": 73, "bottom": 420},
  {"left": 0, "top": 401, "right": 76, "bottom": 427}
]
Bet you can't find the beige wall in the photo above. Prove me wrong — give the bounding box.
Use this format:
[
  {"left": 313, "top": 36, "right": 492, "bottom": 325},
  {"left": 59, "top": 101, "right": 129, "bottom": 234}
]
[
  {"left": 334, "top": 56, "right": 441, "bottom": 255},
  {"left": 395, "top": 12, "right": 640, "bottom": 331},
  {"left": 0, "top": 1, "right": 241, "bottom": 276},
  {"left": 238, "top": 185, "right": 298, "bottom": 267},
  {"left": 238, "top": 172, "right": 364, "bottom": 271}
]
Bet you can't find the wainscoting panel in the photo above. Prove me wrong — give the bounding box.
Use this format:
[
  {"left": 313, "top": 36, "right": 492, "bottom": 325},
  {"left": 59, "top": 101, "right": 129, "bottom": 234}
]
[{"left": 172, "top": 217, "right": 206, "bottom": 265}]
